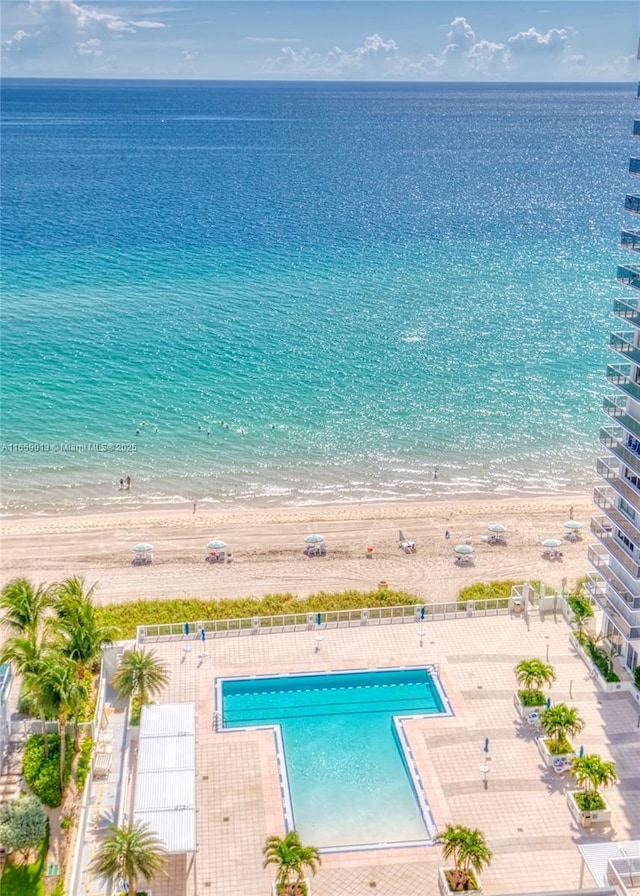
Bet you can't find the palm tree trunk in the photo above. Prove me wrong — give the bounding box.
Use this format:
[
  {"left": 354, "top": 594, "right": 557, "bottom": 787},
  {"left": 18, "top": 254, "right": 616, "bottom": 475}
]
[
  {"left": 129, "top": 873, "right": 136, "bottom": 896},
  {"left": 59, "top": 713, "right": 67, "bottom": 795},
  {"left": 39, "top": 707, "right": 49, "bottom": 757}
]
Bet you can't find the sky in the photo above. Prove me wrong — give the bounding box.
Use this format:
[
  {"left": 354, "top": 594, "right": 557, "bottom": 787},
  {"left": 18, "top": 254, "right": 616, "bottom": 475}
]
[{"left": 1, "top": 0, "right": 638, "bottom": 81}]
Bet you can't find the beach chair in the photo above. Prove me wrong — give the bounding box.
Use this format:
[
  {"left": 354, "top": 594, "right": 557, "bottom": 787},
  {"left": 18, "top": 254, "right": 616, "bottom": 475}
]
[
  {"left": 552, "top": 757, "right": 573, "bottom": 775},
  {"left": 526, "top": 711, "right": 542, "bottom": 729}
]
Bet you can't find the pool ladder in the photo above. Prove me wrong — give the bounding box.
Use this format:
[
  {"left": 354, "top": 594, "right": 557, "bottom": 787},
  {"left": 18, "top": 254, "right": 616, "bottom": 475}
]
[
  {"left": 213, "top": 710, "right": 226, "bottom": 732},
  {"left": 425, "top": 662, "right": 440, "bottom": 678}
]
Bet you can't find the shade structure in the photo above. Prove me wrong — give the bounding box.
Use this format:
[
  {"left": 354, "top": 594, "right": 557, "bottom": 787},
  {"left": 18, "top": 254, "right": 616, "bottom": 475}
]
[
  {"left": 563, "top": 520, "right": 583, "bottom": 531},
  {"left": 542, "top": 538, "right": 562, "bottom": 548},
  {"left": 455, "top": 544, "right": 474, "bottom": 555},
  {"left": 207, "top": 540, "right": 226, "bottom": 550},
  {"left": 488, "top": 523, "right": 507, "bottom": 534},
  {"left": 134, "top": 542, "right": 153, "bottom": 553},
  {"left": 304, "top": 534, "right": 325, "bottom": 544}
]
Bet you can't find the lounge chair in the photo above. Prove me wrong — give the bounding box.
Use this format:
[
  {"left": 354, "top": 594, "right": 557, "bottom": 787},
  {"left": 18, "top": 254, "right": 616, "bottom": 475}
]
[
  {"left": 526, "top": 711, "right": 541, "bottom": 728},
  {"left": 552, "top": 757, "right": 573, "bottom": 775}
]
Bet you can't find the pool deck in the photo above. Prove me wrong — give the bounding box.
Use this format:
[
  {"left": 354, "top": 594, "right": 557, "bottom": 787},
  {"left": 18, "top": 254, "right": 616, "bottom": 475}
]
[{"left": 128, "top": 613, "right": 639, "bottom": 896}]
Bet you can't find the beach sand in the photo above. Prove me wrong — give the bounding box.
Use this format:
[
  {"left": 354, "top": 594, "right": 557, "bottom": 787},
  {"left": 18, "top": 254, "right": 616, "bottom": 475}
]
[{"left": 0, "top": 494, "right": 594, "bottom": 607}]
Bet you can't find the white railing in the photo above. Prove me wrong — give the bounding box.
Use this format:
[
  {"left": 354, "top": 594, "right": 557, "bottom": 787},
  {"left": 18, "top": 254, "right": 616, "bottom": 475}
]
[{"left": 137, "top": 598, "right": 519, "bottom": 643}]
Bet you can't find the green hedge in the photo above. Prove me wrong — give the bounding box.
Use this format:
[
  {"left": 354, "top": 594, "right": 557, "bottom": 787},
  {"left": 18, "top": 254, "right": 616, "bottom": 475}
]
[
  {"left": 96, "top": 589, "right": 419, "bottom": 639},
  {"left": 75, "top": 737, "right": 94, "bottom": 793},
  {"left": 23, "top": 735, "right": 73, "bottom": 808}
]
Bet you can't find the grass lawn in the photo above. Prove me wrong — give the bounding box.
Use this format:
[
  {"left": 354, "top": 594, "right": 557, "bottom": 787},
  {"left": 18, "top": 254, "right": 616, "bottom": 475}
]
[{"left": 0, "top": 837, "right": 47, "bottom": 896}]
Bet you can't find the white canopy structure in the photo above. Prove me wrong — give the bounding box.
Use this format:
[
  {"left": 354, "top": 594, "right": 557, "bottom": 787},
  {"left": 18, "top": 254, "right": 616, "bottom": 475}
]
[{"left": 133, "top": 703, "right": 196, "bottom": 854}]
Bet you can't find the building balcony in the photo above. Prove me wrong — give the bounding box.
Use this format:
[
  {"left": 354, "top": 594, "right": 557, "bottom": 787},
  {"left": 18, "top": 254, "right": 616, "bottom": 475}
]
[
  {"left": 602, "top": 399, "right": 640, "bottom": 442},
  {"left": 609, "top": 331, "right": 640, "bottom": 365},
  {"left": 587, "top": 544, "right": 640, "bottom": 608},
  {"left": 625, "top": 194, "right": 640, "bottom": 214},
  {"left": 598, "top": 426, "right": 640, "bottom": 479},
  {"left": 593, "top": 485, "right": 640, "bottom": 544},
  {"left": 606, "top": 364, "right": 640, "bottom": 403},
  {"left": 634, "top": 120, "right": 640, "bottom": 138},
  {"left": 630, "top": 158, "right": 640, "bottom": 176},
  {"left": 596, "top": 456, "right": 640, "bottom": 507},
  {"left": 617, "top": 264, "right": 640, "bottom": 291},
  {"left": 585, "top": 575, "right": 638, "bottom": 639},
  {"left": 621, "top": 229, "right": 640, "bottom": 252},
  {"left": 613, "top": 296, "right": 640, "bottom": 327},
  {"left": 590, "top": 516, "right": 640, "bottom": 579}
]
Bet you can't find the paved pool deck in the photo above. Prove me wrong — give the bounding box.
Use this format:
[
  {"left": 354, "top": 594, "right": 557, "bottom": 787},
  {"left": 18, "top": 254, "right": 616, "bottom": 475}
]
[{"left": 112, "top": 611, "right": 640, "bottom": 896}]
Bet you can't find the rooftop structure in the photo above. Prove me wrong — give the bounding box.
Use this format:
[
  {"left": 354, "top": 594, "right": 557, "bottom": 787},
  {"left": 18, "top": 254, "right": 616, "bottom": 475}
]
[{"left": 589, "top": 49, "right": 640, "bottom": 678}]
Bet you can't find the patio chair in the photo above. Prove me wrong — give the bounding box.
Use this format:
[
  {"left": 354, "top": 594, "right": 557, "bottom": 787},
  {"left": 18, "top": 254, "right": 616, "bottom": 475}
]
[
  {"left": 526, "top": 711, "right": 541, "bottom": 728},
  {"left": 552, "top": 757, "right": 573, "bottom": 775}
]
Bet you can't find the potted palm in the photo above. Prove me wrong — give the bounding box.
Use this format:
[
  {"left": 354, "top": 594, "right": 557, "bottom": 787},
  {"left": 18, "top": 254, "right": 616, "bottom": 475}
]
[
  {"left": 536, "top": 703, "right": 584, "bottom": 768},
  {"left": 436, "top": 824, "right": 492, "bottom": 894},
  {"left": 513, "top": 658, "right": 556, "bottom": 718},
  {"left": 567, "top": 753, "right": 617, "bottom": 827},
  {"left": 112, "top": 648, "right": 169, "bottom": 734},
  {"left": 90, "top": 820, "right": 166, "bottom": 896},
  {"left": 263, "top": 831, "right": 321, "bottom": 896}
]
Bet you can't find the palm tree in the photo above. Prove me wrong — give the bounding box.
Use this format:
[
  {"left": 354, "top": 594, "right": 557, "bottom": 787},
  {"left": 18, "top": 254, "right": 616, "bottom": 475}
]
[
  {"left": 90, "top": 820, "right": 166, "bottom": 896},
  {"left": 112, "top": 648, "right": 169, "bottom": 707},
  {"left": 0, "top": 578, "right": 51, "bottom": 640},
  {"left": 1, "top": 636, "right": 51, "bottom": 754},
  {"left": 35, "top": 653, "right": 88, "bottom": 792},
  {"left": 514, "top": 658, "right": 556, "bottom": 692},
  {"left": 540, "top": 703, "right": 585, "bottom": 755},
  {"left": 263, "top": 831, "right": 321, "bottom": 894},
  {"left": 52, "top": 577, "right": 114, "bottom": 679},
  {"left": 570, "top": 753, "right": 617, "bottom": 810},
  {"left": 437, "top": 824, "right": 492, "bottom": 892}
]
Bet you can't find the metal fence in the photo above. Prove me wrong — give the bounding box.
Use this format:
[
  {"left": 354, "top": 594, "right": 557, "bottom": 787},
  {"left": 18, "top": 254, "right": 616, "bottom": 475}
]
[{"left": 137, "top": 598, "right": 515, "bottom": 643}]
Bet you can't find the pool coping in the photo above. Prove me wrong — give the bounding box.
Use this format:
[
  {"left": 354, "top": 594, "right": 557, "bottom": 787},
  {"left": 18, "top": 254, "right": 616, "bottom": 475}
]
[{"left": 214, "top": 664, "right": 454, "bottom": 853}]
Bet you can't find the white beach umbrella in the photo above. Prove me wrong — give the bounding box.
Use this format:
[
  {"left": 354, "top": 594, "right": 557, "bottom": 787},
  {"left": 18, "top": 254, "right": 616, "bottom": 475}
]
[
  {"left": 542, "top": 538, "right": 562, "bottom": 549},
  {"left": 304, "top": 534, "right": 325, "bottom": 544},
  {"left": 455, "top": 544, "right": 474, "bottom": 555},
  {"left": 563, "top": 520, "right": 583, "bottom": 531},
  {"left": 488, "top": 523, "right": 507, "bottom": 534},
  {"left": 207, "top": 540, "right": 227, "bottom": 550},
  {"left": 134, "top": 542, "right": 153, "bottom": 553}
]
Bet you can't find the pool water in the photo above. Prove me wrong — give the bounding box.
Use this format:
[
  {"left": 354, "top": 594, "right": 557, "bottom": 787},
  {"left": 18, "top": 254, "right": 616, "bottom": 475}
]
[{"left": 220, "top": 668, "right": 446, "bottom": 849}]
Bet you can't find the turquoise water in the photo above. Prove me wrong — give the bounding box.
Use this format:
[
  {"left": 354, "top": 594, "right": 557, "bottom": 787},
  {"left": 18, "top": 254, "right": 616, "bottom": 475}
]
[
  {"left": 0, "top": 80, "right": 632, "bottom": 512},
  {"left": 221, "top": 668, "right": 445, "bottom": 848}
]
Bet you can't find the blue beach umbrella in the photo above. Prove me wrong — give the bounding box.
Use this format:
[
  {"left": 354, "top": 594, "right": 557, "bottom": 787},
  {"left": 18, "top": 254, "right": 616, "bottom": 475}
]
[
  {"left": 483, "top": 738, "right": 489, "bottom": 753},
  {"left": 316, "top": 613, "right": 322, "bottom": 626},
  {"left": 200, "top": 628, "right": 206, "bottom": 642},
  {"left": 304, "top": 534, "right": 325, "bottom": 544},
  {"left": 420, "top": 606, "right": 425, "bottom": 621},
  {"left": 546, "top": 697, "right": 551, "bottom": 709},
  {"left": 184, "top": 622, "right": 190, "bottom": 636},
  {"left": 578, "top": 745, "right": 584, "bottom": 758}
]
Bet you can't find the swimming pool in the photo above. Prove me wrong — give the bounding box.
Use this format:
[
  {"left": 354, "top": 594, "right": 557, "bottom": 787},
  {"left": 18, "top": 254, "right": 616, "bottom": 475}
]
[{"left": 218, "top": 667, "right": 450, "bottom": 850}]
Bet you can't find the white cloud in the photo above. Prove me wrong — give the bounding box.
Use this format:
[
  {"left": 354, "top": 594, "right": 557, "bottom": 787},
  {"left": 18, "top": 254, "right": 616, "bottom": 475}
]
[
  {"left": 3, "top": 29, "right": 30, "bottom": 52},
  {"left": 75, "top": 37, "right": 102, "bottom": 57},
  {"left": 181, "top": 48, "right": 197, "bottom": 62},
  {"left": 246, "top": 36, "right": 302, "bottom": 45},
  {"left": 269, "top": 33, "right": 405, "bottom": 78},
  {"left": 508, "top": 26, "right": 571, "bottom": 53}
]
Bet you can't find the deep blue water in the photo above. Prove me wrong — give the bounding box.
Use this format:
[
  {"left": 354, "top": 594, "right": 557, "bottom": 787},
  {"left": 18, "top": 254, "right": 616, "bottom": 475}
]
[{"left": 0, "top": 80, "right": 634, "bottom": 512}]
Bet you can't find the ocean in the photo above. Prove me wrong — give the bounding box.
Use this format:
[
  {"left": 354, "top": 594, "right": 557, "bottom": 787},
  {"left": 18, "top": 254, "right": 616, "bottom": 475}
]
[{"left": 0, "top": 79, "right": 633, "bottom": 514}]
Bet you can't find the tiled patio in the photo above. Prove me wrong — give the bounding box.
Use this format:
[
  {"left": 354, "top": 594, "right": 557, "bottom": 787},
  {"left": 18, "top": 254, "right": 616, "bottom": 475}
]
[{"left": 127, "top": 612, "right": 640, "bottom": 895}]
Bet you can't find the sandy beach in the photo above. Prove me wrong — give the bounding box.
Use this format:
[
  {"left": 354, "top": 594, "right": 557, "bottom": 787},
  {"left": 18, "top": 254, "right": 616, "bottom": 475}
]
[{"left": 0, "top": 493, "right": 594, "bottom": 607}]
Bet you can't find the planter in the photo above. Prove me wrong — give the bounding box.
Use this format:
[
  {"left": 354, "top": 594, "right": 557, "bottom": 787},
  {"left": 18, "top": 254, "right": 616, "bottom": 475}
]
[
  {"left": 438, "top": 867, "right": 482, "bottom": 896},
  {"left": 569, "top": 636, "right": 631, "bottom": 694},
  {"left": 536, "top": 736, "right": 575, "bottom": 769},
  {"left": 513, "top": 692, "right": 546, "bottom": 720},
  {"left": 567, "top": 791, "right": 612, "bottom": 828},
  {"left": 272, "top": 879, "right": 311, "bottom": 896},
  {"left": 631, "top": 686, "right": 640, "bottom": 708}
]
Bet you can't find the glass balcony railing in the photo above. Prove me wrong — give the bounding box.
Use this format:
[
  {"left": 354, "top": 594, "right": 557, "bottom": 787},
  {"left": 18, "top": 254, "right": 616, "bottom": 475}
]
[
  {"left": 634, "top": 120, "right": 640, "bottom": 138},
  {"left": 596, "top": 457, "right": 640, "bottom": 506},
  {"left": 602, "top": 396, "right": 626, "bottom": 418},
  {"left": 609, "top": 332, "right": 640, "bottom": 365},
  {"left": 585, "top": 576, "right": 634, "bottom": 638},
  {"left": 606, "top": 364, "right": 640, "bottom": 402},
  {"left": 593, "top": 490, "right": 640, "bottom": 546},
  {"left": 617, "top": 264, "right": 640, "bottom": 290},
  {"left": 613, "top": 296, "right": 640, "bottom": 326},
  {"left": 587, "top": 544, "right": 640, "bottom": 608},
  {"left": 598, "top": 426, "right": 640, "bottom": 477},
  {"left": 621, "top": 229, "right": 640, "bottom": 251},
  {"left": 590, "top": 516, "right": 640, "bottom": 579},
  {"left": 602, "top": 400, "right": 640, "bottom": 441},
  {"left": 630, "top": 158, "right": 640, "bottom": 175},
  {"left": 625, "top": 194, "right": 640, "bottom": 214}
]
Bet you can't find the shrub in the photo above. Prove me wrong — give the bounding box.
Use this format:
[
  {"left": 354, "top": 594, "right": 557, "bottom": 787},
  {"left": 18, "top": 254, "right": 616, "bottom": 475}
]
[
  {"left": 22, "top": 735, "right": 72, "bottom": 808},
  {"left": 583, "top": 640, "right": 620, "bottom": 682},
  {"left": 75, "top": 737, "right": 94, "bottom": 792},
  {"left": 518, "top": 689, "right": 546, "bottom": 708},
  {"left": 0, "top": 796, "right": 48, "bottom": 860},
  {"left": 567, "top": 594, "right": 593, "bottom": 620},
  {"left": 573, "top": 791, "right": 607, "bottom": 812},
  {"left": 634, "top": 666, "right": 640, "bottom": 689}
]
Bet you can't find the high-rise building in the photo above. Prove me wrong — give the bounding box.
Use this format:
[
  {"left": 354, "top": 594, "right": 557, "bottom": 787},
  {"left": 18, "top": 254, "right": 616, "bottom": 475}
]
[{"left": 588, "top": 56, "right": 640, "bottom": 676}]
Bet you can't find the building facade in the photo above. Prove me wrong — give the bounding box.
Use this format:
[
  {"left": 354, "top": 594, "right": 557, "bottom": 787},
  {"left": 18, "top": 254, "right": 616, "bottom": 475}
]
[{"left": 588, "top": 61, "right": 640, "bottom": 676}]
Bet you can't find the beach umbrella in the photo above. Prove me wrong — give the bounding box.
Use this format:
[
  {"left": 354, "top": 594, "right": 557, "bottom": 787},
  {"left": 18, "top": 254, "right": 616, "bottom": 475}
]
[
  {"left": 134, "top": 542, "right": 153, "bottom": 552},
  {"left": 483, "top": 738, "right": 490, "bottom": 753},
  {"left": 488, "top": 523, "right": 507, "bottom": 534},
  {"left": 399, "top": 530, "right": 406, "bottom": 543},
  {"left": 455, "top": 544, "right": 474, "bottom": 555},
  {"left": 563, "top": 520, "right": 583, "bottom": 531},
  {"left": 207, "top": 539, "right": 227, "bottom": 550},
  {"left": 542, "top": 538, "right": 562, "bottom": 549},
  {"left": 578, "top": 745, "right": 584, "bottom": 758},
  {"left": 304, "top": 534, "right": 325, "bottom": 544}
]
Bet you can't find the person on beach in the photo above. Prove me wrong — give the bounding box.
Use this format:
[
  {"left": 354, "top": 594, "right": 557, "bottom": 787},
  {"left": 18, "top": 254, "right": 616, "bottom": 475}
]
[
  {"left": 126, "top": 475, "right": 131, "bottom": 489},
  {"left": 569, "top": 505, "right": 574, "bottom": 519},
  {"left": 434, "top": 465, "right": 439, "bottom": 480},
  {"left": 193, "top": 501, "right": 197, "bottom": 514},
  {"left": 445, "top": 529, "right": 450, "bottom": 539},
  {"left": 119, "top": 478, "right": 124, "bottom": 489}
]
